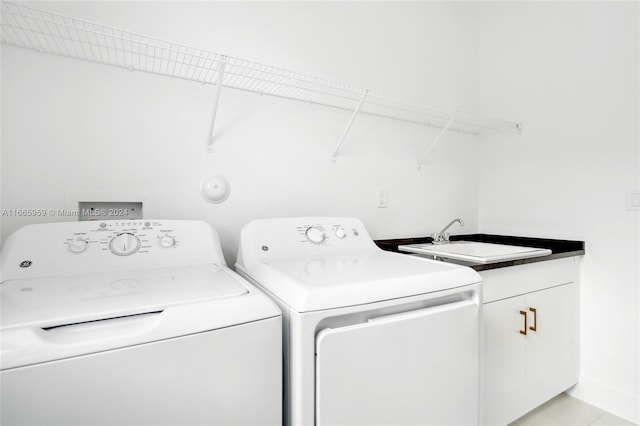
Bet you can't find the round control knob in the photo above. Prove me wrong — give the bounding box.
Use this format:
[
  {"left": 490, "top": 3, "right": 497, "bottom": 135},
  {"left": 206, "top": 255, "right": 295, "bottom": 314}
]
[
  {"left": 68, "top": 239, "right": 89, "bottom": 254},
  {"left": 305, "top": 226, "right": 326, "bottom": 244},
  {"left": 109, "top": 233, "right": 141, "bottom": 256},
  {"left": 334, "top": 227, "right": 347, "bottom": 239},
  {"left": 159, "top": 235, "right": 176, "bottom": 248}
]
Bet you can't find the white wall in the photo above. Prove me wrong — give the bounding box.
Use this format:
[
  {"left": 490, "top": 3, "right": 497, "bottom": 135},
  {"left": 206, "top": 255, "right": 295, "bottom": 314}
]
[
  {"left": 476, "top": 2, "right": 639, "bottom": 422},
  {"left": 1, "top": 1, "right": 482, "bottom": 265},
  {"left": 3, "top": 1, "right": 638, "bottom": 422}
]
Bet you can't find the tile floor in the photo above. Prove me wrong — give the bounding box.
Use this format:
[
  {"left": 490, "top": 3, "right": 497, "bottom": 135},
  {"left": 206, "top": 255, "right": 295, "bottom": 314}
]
[{"left": 510, "top": 393, "right": 637, "bottom": 426}]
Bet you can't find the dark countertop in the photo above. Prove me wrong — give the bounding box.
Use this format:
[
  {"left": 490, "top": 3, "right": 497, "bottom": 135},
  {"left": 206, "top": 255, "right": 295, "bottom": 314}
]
[{"left": 374, "top": 234, "right": 585, "bottom": 271}]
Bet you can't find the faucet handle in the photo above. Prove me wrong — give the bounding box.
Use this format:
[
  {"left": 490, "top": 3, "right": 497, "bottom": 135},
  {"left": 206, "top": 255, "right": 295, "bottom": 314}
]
[{"left": 431, "top": 232, "right": 450, "bottom": 244}]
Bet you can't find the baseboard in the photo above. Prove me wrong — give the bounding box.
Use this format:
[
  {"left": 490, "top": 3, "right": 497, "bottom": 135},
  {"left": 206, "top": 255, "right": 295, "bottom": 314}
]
[{"left": 568, "top": 376, "right": 640, "bottom": 424}]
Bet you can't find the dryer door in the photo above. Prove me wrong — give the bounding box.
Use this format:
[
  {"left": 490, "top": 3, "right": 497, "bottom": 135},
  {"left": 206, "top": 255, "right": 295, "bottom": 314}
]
[{"left": 315, "top": 299, "right": 479, "bottom": 426}]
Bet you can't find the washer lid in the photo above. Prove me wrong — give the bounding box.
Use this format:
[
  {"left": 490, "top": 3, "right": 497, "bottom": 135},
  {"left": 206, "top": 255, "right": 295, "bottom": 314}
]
[
  {"left": 0, "top": 264, "right": 281, "bottom": 370},
  {"left": 1, "top": 264, "right": 247, "bottom": 330},
  {"left": 239, "top": 251, "right": 481, "bottom": 312}
]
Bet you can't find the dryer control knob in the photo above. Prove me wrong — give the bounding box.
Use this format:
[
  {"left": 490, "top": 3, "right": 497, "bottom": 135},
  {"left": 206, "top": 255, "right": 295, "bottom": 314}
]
[
  {"left": 305, "top": 226, "right": 326, "bottom": 244},
  {"left": 159, "top": 235, "right": 176, "bottom": 248},
  {"left": 68, "top": 239, "right": 89, "bottom": 254},
  {"left": 334, "top": 227, "right": 347, "bottom": 239},
  {"left": 109, "top": 233, "right": 140, "bottom": 256}
]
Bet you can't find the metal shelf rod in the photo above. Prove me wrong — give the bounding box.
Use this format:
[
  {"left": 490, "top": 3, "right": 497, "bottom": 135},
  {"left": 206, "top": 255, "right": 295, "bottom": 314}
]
[
  {"left": 332, "top": 92, "right": 368, "bottom": 160},
  {"left": 418, "top": 112, "right": 458, "bottom": 169},
  {"left": 206, "top": 59, "right": 225, "bottom": 153}
]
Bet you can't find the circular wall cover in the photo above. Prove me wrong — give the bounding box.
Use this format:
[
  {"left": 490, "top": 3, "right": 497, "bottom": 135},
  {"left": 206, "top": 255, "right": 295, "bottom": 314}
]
[{"left": 200, "top": 175, "right": 231, "bottom": 203}]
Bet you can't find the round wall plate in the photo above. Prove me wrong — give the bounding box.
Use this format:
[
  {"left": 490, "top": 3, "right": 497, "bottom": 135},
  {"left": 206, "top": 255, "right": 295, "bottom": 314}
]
[{"left": 200, "top": 175, "right": 231, "bottom": 203}]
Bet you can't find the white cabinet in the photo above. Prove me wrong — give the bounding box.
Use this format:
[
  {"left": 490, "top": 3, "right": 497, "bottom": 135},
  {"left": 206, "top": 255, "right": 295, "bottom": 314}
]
[
  {"left": 481, "top": 258, "right": 579, "bottom": 426},
  {"left": 483, "top": 296, "right": 527, "bottom": 425},
  {"left": 525, "top": 284, "right": 576, "bottom": 408}
]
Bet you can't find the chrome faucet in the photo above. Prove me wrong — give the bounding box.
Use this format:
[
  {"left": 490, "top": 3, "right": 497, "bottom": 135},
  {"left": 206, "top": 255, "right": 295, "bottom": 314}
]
[{"left": 433, "top": 218, "right": 464, "bottom": 244}]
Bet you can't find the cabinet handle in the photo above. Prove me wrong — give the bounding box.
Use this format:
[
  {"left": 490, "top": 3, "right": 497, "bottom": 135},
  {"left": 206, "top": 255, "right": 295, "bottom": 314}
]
[
  {"left": 529, "top": 307, "right": 537, "bottom": 331},
  {"left": 519, "top": 310, "right": 527, "bottom": 335}
]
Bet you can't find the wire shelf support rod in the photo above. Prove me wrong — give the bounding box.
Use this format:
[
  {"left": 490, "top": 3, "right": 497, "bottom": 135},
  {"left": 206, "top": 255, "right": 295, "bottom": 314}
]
[
  {"left": 418, "top": 111, "right": 458, "bottom": 169},
  {"left": 332, "top": 91, "right": 368, "bottom": 161}
]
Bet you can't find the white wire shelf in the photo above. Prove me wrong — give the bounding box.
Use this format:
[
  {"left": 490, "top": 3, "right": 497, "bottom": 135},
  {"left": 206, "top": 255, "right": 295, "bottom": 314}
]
[{"left": 1, "top": 1, "right": 522, "bottom": 151}]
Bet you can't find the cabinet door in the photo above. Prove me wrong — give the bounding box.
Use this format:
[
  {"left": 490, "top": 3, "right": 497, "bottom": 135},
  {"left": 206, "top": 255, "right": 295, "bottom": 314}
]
[
  {"left": 482, "top": 296, "right": 527, "bottom": 426},
  {"left": 525, "top": 283, "right": 576, "bottom": 411}
]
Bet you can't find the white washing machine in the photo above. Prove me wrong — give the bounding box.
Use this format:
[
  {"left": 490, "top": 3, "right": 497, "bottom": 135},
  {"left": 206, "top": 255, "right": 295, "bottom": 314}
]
[
  {"left": 235, "top": 217, "right": 483, "bottom": 426},
  {"left": 1, "top": 220, "right": 281, "bottom": 426}
]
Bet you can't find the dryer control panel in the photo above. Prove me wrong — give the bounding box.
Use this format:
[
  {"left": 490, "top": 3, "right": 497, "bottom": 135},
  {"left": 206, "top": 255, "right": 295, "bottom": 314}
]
[
  {"left": 1, "top": 220, "right": 225, "bottom": 280},
  {"left": 237, "top": 217, "right": 379, "bottom": 268},
  {"left": 297, "top": 223, "right": 361, "bottom": 247}
]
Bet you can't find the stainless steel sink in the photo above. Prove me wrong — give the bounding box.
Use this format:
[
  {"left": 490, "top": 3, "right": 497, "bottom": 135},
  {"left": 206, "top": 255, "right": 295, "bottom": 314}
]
[{"left": 398, "top": 241, "right": 552, "bottom": 264}]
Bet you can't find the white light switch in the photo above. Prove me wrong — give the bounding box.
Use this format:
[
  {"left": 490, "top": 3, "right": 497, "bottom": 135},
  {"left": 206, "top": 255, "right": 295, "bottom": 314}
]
[
  {"left": 629, "top": 191, "right": 640, "bottom": 210},
  {"left": 377, "top": 189, "right": 387, "bottom": 208}
]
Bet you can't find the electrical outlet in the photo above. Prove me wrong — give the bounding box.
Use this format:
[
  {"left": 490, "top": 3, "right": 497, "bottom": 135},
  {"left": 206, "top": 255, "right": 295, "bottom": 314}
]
[{"left": 377, "top": 189, "right": 387, "bottom": 208}]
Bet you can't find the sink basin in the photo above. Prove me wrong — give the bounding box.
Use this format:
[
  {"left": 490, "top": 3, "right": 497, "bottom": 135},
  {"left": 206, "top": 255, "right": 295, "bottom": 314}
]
[{"left": 398, "top": 241, "right": 552, "bottom": 264}]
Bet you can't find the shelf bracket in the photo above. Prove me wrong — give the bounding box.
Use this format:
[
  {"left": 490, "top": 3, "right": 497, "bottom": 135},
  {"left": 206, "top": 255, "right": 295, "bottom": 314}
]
[
  {"left": 332, "top": 91, "right": 368, "bottom": 161},
  {"left": 206, "top": 58, "right": 226, "bottom": 153},
  {"left": 417, "top": 111, "right": 458, "bottom": 169}
]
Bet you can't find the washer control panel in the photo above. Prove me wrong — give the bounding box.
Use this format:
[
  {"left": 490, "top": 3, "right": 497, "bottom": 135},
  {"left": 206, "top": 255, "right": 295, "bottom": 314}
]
[
  {"left": 2, "top": 220, "right": 222, "bottom": 280},
  {"left": 63, "top": 221, "right": 182, "bottom": 257}
]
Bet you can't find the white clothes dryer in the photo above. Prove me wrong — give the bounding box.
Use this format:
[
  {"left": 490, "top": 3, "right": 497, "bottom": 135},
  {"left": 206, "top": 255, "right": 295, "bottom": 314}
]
[
  {"left": 1, "top": 220, "right": 281, "bottom": 426},
  {"left": 236, "top": 217, "right": 483, "bottom": 426}
]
